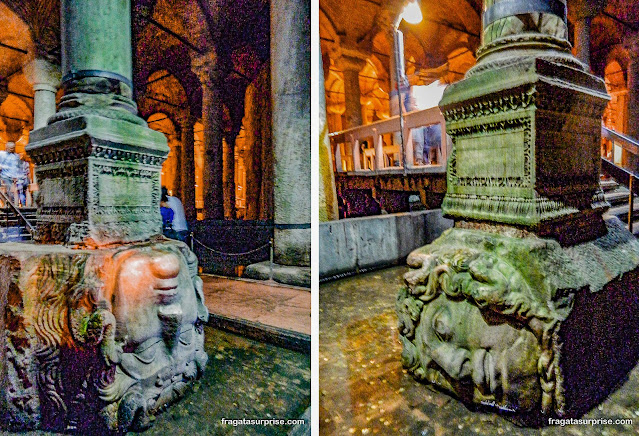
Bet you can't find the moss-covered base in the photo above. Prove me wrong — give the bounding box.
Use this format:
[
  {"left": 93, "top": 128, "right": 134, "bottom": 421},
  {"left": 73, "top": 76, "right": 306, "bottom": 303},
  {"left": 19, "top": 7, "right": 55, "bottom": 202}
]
[
  {"left": 397, "top": 217, "right": 639, "bottom": 422},
  {"left": 26, "top": 114, "right": 169, "bottom": 246}
]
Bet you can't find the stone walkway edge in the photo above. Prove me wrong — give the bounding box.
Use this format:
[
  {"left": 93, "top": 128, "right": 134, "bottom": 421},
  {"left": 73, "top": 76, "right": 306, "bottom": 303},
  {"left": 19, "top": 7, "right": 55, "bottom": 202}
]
[{"left": 201, "top": 274, "right": 311, "bottom": 354}]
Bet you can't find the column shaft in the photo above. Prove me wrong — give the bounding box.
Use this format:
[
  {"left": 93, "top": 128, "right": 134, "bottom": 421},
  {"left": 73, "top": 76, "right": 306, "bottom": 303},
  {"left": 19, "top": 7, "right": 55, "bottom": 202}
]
[
  {"left": 61, "top": 0, "right": 132, "bottom": 81},
  {"left": 628, "top": 51, "right": 639, "bottom": 140},
  {"left": 223, "top": 137, "right": 236, "bottom": 219},
  {"left": 23, "top": 59, "right": 61, "bottom": 130},
  {"left": 319, "top": 49, "right": 339, "bottom": 222},
  {"left": 202, "top": 84, "right": 225, "bottom": 219},
  {"left": 33, "top": 87, "right": 57, "bottom": 129},
  {"left": 271, "top": 0, "right": 311, "bottom": 266},
  {"left": 574, "top": 17, "right": 591, "bottom": 68},
  {"left": 181, "top": 115, "right": 196, "bottom": 221},
  {"left": 172, "top": 143, "right": 182, "bottom": 198},
  {"left": 342, "top": 66, "right": 363, "bottom": 129},
  {"left": 388, "top": 30, "right": 407, "bottom": 117}
]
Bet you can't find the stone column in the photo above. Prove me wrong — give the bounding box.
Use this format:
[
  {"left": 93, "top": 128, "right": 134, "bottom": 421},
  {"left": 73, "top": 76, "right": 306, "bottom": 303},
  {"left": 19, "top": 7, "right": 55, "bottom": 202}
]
[
  {"left": 26, "top": 0, "right": 168, "bottom": 245},
  {"left": 569, "top": 0, "right": 605, "bottom": 69},
  {"left": 179, "top": 113, "right": 197, "bottom": 221},
  {"left": 337, "top": 50, "right": 366, "bottom": 129},
  {"left": 223, "top": 135, "right": 236, "bottom": 219},
  {"left": 172, "top": 141, "right": 182, "bottom": 198},
  {"left": 387, "top": 29, "right": 408, "bottom": 117},
  {"left": 0, "top": 81, "right": 9, "bottom": 141},
  {"left": 192, "top": 52, "right": 226, "bottom": 220},
  {"left": 625, "top": 33, "right": 639, "bottom": 171},
  {"left": 271, "top": 0, "right": 311, "bottom": 266},
  {"left": 4, "top": 1, "right": 206, "bottom": 433},
  {"left": 626, "top": 34, "right": 639, "bottom": 140},
  {"left": 319, "top": 47, "right": 339, "bottom": 222},
  {"left": 573, "top": 17, "right": 592, "bottom": 67},
  {"left": 23, "top": 59, "right": 61, "bottom": 129},
  {"left": 398, "top": 0, "right": 639, "bottom": 422}
]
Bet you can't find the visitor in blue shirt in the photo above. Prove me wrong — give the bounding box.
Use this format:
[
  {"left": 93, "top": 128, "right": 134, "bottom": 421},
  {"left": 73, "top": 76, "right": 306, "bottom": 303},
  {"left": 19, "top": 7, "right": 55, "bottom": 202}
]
[{"left": 160, "top": 191, "right": 175, "bottom": 238}]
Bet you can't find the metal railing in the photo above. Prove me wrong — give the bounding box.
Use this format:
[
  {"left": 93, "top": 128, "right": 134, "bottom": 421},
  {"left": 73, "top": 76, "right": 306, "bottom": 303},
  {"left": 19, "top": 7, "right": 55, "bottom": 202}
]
[
  {"left": 601, "top": 126, "right": 639, "bottom": 232},
  {"left": 329, "top": 107, "right": 448, "bottom": 175},
  {"left": 0, "top": 190, "right": 36, "bottom": 237},
  {"left": 602, "top": 126, "right": 639, "bottom": 157}
]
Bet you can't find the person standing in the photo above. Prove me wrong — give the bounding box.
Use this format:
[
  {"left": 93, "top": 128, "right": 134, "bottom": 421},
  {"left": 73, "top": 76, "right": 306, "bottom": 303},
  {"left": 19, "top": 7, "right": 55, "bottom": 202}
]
[
  {"left": 162, "top": 186, "right": 189, "bottom": 242},
  {"left": 0, "top": 142, "right": 23, "bottom": 205},
  {"left": 160, "top": 189, "right": 175, "bottom": 239},
  {"left": 17, "top": 157, "right": 31, "bottom": 207}
]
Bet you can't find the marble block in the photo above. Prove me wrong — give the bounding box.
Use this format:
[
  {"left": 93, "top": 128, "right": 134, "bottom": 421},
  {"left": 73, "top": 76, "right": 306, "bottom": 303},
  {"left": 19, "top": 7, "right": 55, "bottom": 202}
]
[
  {"left": 396, "top": 218, "right": 639, "bottom": 424},
  {"left": 26, "top": 114, "right": 169, "bottom": 246},
  {"left": 0, "top": 239, "right": 208, "bottom": 433}
]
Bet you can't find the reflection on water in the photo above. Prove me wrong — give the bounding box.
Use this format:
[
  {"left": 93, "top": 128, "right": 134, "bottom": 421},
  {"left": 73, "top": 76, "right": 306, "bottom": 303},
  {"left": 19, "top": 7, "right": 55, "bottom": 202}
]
[{"left": 319, "top": 266, "right": 639, "bottom": 435}]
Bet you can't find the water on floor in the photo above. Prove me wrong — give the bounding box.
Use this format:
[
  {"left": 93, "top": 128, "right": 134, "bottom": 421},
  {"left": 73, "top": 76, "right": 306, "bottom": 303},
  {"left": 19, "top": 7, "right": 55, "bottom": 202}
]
[
  {"left": 1, "top": 326, "right": 311, "bottom": 436},
  {"left": 319, "top": 266, "right": 639, "bottom": 435}
]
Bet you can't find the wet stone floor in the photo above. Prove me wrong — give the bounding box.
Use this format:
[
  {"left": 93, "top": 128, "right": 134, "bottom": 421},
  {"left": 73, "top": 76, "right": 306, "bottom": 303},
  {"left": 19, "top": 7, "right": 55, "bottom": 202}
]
[
  {"left": 319, "top": 266, "right": 639, "bottom": 436},
  {"left": 1, "top": 326, "right": 310, "bottom": 436}
]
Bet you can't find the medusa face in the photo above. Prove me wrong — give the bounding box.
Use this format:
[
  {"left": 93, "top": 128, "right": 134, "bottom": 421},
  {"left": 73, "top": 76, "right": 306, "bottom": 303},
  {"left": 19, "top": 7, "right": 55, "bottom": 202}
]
[
  {"left": 414, "top": 293, "right": 541, "bottom": 412},
  {"left": 111, "top": 246, "right": 198, "bottom": 347}
]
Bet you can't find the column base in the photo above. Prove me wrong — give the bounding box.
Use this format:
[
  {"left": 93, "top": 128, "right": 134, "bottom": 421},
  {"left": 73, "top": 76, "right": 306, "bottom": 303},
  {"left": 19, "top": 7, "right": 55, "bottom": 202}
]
[
  {"left": 244, "top": 260, "right": 311, "bottom": 288},
  {"left": 0, "top": 239, "right": 208, "bottom": 433},
  {"left": 396, "top": 217, "right": 639, "bottom": 424},
  {"left": 26, "top": 114, "right": 169, "bottom": 246}
]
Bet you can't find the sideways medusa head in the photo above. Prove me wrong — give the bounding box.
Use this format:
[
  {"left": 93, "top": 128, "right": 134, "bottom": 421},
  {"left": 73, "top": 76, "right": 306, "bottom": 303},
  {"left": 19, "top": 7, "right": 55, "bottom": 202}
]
[{"left": 397, "top": 246, "right": 564, "bottom": 416}]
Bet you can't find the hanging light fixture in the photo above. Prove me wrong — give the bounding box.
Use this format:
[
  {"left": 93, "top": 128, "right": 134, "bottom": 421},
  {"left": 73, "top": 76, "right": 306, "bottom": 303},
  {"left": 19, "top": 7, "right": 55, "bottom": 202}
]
[
  {"left": 399, "top": 0, "right": 423, "bottom": 26},
  {"left": 393, "top": 0, "right": 422, "bottom": 173}
]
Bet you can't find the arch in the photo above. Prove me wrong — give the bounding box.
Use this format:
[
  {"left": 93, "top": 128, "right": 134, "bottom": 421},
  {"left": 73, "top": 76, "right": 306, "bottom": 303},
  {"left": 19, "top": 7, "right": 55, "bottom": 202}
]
[
  {"left": 135, "top": 45, "right": 202, "bottom": 116},
  {"left": 360, "top": 59, "right": 390, "bottom": 123},
  {"left": 604, "top": 45, "right": 629, "bottom": 85},
  {"left": 602, "top": 56, "right": 629, "bottom": 136},
  {"left": 146, "top": 112, "right": 180, "bottom": 195},
  {"left": 0, "top": 2, "right": 36, "bottom": 146},
  {"left": 137, "top": 69, "right": 188, "bottom": 122}
]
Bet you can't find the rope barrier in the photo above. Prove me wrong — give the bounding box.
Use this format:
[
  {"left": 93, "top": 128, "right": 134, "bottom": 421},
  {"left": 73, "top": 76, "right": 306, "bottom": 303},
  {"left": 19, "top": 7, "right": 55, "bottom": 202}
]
[{"left": 191, "top": 235, "right": 270, "bottom": 257}]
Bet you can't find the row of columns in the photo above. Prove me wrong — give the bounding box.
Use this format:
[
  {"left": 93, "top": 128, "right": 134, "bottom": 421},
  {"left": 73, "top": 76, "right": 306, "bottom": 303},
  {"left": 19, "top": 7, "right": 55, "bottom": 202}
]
[
  {"left": 326, "top": 29, "right": 409, "bottom": 133},
  {"left": 20, "top": 0, "right": 310, "bottom": 268},
  {"left": 571, "top": 1, "right": 639, "bottom": 171}
]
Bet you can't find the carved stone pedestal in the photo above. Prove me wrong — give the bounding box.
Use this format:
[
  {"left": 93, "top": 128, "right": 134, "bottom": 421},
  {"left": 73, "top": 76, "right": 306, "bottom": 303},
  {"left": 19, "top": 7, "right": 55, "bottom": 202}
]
[
  {"left": 439, "top": 55, "right": 610, "bottom": 244},
  {"left": 27, "top": 115, "right": 169, "bottom": 246},
  {"left": 0, "top": 239, "right": 208, "bottom": 433},
  {"left": 396, "top": 218, "right": 639, "bottom": 424}
]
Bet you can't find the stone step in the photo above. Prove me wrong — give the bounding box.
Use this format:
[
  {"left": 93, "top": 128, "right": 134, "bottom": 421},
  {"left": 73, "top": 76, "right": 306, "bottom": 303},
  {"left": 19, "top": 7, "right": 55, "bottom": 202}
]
[
  {"left": 0, "top": 208, "right": 37, "bottom": 234},
  {"left": 607, "top": 201, "right": 639, "bottom": 221},
  {"left": 600, "top": 178, "right": 620, "bottom": 192},
  {"left": 0, "top": 226, "right": 29, "bottom": 242},
  {"left": 604, "top": 188, "right": 633, "bottom": 206}
]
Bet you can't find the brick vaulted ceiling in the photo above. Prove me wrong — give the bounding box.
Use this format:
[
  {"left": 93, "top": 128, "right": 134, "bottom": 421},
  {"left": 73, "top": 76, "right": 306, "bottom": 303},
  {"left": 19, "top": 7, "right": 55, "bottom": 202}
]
[
  {"left": 320, "top": 0, "right": 638, "bottom": 86},
  {"left": 0, "top": 0, "right": 270, "bottom": 140}
]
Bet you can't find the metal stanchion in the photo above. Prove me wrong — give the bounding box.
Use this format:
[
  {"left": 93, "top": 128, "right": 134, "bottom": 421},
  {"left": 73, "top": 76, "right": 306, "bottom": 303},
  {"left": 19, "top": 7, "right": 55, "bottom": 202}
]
[
  {"left": 629, "top": 176, "right": 634, "bottom": 233},
  {"left": 269, "top": 237, "right": 274, "bottom": 281}
]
